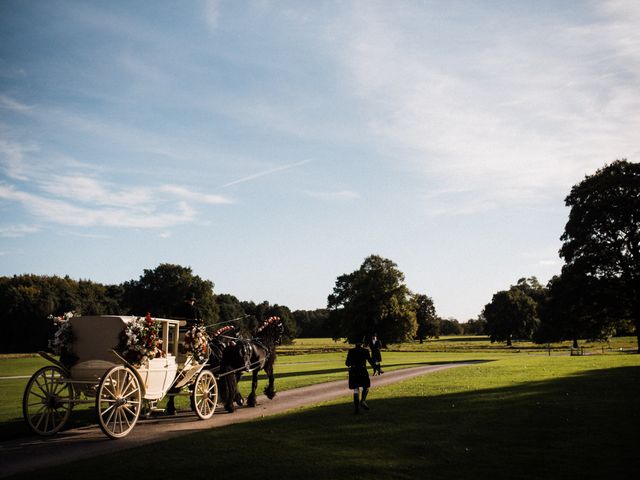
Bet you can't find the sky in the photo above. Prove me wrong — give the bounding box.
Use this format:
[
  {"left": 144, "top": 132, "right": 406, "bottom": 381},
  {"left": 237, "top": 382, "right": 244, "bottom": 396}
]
[{"left": 1, "top": 1, "right": 639, "bottom": 321}]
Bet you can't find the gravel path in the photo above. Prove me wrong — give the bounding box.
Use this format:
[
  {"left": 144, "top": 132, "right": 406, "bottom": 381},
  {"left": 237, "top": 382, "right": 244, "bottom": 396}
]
[{"left": 0, "top": 362, "right": 475, "bottom": 478}]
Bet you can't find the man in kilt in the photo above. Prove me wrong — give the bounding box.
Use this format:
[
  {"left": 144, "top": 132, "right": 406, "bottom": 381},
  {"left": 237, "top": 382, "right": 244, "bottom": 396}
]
[{"left": 345, "top": 339, "right": 375, "bottom": 414}]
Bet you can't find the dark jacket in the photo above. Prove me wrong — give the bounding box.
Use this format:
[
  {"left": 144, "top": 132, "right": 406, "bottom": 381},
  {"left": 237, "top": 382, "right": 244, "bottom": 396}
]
[
  {"left": 346, "top": 345, "right": 373, "bottom": 389},
  {"left": 369, "top": 339, "right": 382, "bottom": 362}
]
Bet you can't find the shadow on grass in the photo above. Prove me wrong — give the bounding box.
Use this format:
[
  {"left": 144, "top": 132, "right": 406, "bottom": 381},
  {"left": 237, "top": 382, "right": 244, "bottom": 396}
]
[
  {"left": 11, "top": 365, "right": 639, "bottom": 480},
  {"left": 246, "top": 360, "right": 488, "bottom": 382}
]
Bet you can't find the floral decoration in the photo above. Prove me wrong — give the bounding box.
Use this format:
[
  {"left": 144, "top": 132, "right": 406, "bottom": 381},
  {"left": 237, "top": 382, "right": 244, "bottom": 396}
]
[
  {"left": 48, "top": 311, "right": 79, "bottom": 368},
  {"left": 184, "top": 324, "right": 209, "bottom": 364},
  {"left": 116, "top": 312, "right": 164, "bottom": 366}
]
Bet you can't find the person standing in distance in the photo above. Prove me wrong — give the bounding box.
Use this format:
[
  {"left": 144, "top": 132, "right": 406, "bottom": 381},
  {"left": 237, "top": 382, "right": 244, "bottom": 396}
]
[
  {"left": 345, "top": 338, "right": 375, "bottom": 414},
  {"left": 369, "top": 333, "right": 384, "bottom": 375}
]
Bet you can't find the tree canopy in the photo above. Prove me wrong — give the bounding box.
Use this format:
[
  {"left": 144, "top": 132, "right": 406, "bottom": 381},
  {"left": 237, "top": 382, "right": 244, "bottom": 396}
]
[
  {"left": 560, "top": 159, "right": 640, "bottom": 350},
  {"left": 483, "top": 287, "right": 539, "bottom": 346},
  {"left": 121, "top": 264, "right": 219, "bottom": 325},
  {"left": 327, "top": 255, "right": 417, "bottom": 343},
  {"left": 414, "top": 294, "right": 439, "bottom": 342}
]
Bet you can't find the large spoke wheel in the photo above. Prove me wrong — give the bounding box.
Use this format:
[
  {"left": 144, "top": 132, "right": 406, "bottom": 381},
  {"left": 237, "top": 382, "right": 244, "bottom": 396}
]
[
  {"left": 192, "top": 370, "right": 218, "bottom": 420},
  {"left": 96, "top": 366, "right": 142, "bottom": 439},
  {"left": 23, "top": 366, "right": 74, "bottom": 436}
]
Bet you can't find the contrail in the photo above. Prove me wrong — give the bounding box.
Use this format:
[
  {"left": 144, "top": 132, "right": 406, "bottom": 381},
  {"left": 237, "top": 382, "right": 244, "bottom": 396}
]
[{"left": 222, "top": 159, "right": 311, "bottom": 188}]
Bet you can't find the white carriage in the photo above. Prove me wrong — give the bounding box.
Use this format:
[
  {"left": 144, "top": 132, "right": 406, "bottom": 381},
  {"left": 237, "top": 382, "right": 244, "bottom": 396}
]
[{"left": 22, "top": 315, "right": 218, "bottom": 439}]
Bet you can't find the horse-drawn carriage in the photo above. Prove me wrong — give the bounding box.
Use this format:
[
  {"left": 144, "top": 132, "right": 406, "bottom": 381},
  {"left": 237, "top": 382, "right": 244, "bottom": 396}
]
[{"left": 22, "top": 315, "right": 218, "bottom": 439}]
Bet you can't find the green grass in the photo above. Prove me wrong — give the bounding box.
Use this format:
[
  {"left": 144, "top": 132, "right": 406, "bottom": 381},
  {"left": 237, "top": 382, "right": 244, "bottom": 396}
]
[
  {"left": 0, "top": 350, "right": 493, "bottom": 437},
  {"left": 7, "top": 353, "right": 639, "bottom": 480}
]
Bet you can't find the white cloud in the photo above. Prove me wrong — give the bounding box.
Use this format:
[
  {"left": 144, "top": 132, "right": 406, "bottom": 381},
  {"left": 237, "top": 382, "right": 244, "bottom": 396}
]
[
  {"left": 303, "top": 189, "right": 359, "bottom": 200},
  {"left": 0, "top": 224, "right": 40, "bottom": 237},
  {"left": 332, "top": 1, "right": 640, "bottom": 213},
  {"left": 159, "top": 184, "right": 233, "bottom": 205},
  {"left": 0, "top": 183, "right": 196, "bottom": 228},
  {"left": 0, "top": 133, "right": 233, "bottom": 229},
  {"left": 0, "top": 139, "right": 37, "bottom": 181},
  {"left": 0, "top": 95, "right": 32, "bottom": 113},
  {"left": 204, "top": 0, "right": 220, "bottom": 29},
  {"left": 40, "top": 175, "right": 153, "bottom": 208}
]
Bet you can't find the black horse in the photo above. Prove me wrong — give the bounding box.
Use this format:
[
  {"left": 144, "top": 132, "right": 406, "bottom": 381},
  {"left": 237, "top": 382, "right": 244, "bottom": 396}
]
[
  {"left": 219, "top": 316, "right": 284, "bottom": 412},
  {"left": 165, "top": 325, "right": 237, "bottom": 415}
]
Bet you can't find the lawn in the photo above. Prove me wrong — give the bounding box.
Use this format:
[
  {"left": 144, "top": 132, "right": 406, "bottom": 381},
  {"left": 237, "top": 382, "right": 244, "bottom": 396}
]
[{"left": 2, "top": 342, "right": 639, "bottom": 480}]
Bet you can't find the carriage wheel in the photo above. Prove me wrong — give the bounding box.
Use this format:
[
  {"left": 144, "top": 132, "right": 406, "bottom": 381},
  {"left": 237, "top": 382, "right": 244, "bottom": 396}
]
[
  {"left": 23, "top": 366, "right": 74, "bottom": 436},
  {"left": 96, "top": 366, "right": 142, "bottom": 439},
  {"left": 192, "top": 370, "right": 218, "bottom": 420}
]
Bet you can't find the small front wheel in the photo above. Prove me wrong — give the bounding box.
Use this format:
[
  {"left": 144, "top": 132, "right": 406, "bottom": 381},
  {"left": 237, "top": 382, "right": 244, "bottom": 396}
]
[
  {"left": 192, "top": 370, "right": 218, "bottom": 420},
  {"left": 96, "top": 366, "right": 142, "bottom": 439},
  {"left": 23, "top": 366, "right": 74, "bottom": 436}
]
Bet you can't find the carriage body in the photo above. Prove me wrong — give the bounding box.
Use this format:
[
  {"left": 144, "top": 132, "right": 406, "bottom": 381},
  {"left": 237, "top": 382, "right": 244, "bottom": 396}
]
[
  {"left": 22, "top": 315, "right": 218, "bottom": 439},
  {"left": 67, "top": 315, "right": 181, "bottom": 399}
]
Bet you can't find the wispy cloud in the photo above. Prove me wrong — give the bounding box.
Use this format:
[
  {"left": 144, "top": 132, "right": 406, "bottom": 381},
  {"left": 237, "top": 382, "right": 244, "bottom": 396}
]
[
  {"left": 159, "top": 184, "right": 233, "bottom": 205},
  {"left": 0, "top": 183, "right": 196, "bottom": 228},
  {"left": 303, "top": 189, "right": 359, "bottom": 200},
  {"left": 0, "top": 95, "right": 32, "bottom": 113},
  {"left": 203, "top": 0, "right": 221, "bottom": 29},
  {"left": 222, "top": 159, "right": 312, "bottom": 188},
  {"left": 0, "top": 169, "right": 233, "bottom": 229},
  {"left": 332, "top": 2, "right": 640, "bottom": 214},
  {"left": 0, "top": 224, "right": 40, "bottom": 238},
  {"left": 0, "top": 139, "right": 37, "bottom": 181}
]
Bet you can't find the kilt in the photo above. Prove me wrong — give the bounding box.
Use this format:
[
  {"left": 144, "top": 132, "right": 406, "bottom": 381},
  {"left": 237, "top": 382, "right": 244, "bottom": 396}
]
[{"left": 348, "top": 366, "right": 371, "bottom": 389}]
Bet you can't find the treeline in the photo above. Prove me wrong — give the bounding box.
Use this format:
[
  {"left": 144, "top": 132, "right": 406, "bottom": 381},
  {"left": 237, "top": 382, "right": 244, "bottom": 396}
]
[
  {"left": 0, "top": 264, "right": 330, "bottom": 353},
  {"left": 481, "top": 276, "right": 635, "bottom": 348}
]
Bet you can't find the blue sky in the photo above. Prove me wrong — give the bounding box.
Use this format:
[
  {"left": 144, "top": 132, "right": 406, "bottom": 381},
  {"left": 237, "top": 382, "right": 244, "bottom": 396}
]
[{"left": 1, "top": 0, "right": 639, "bottom": 321}]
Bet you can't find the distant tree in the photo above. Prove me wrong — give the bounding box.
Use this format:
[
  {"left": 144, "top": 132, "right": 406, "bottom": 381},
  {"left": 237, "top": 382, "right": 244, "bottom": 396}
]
[
  {"left": 0, "top": 274, "right": 120, "bottom": 353},
  {"left": 483, "top": 288, "right": 539, "bottom": 346},
  {"left": 439, "top": 317, "right": 463, "bottom": 336},
  {"left": 463, "top": 315, "right": 487, "bottom": 335},
  {"left": 121, "top": 264, "right": 218, "bottom": 325},
  {"left": 240, "top": 300, "right": 297, "bottom": 343},
  {"left": 216, "top": 294, "right": 247, "bottom": 324},
  {"left": 327, "top": 255, "right": 417, "bottom": 343},
  {"left": 293, "top": 309, "right": 330, "bottom": 337},
  {"left": 560, "top": 159, "right": 640, "bottom": 351},
  {"left": 413, "top": 294, "right": 439, "bottom": 342}
]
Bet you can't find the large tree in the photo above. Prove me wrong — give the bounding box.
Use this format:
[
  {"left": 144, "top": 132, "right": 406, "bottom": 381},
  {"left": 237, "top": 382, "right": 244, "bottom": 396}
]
[
  {"left": 538, "top": 266, "right": 622, "bottom": 347},
  {"left": 560, "top": 159, "right": 640, "bottom": 351},
  {"left": 121, "top": 264, "right": 219, "bottom": 325},
  {"left": 413, "top": 294, "right": 439, "bottom": 342},
  {"left": 327, "top": 255, "right": 417, "bottom": 343},
  {"left": 483, "top": 288, "right": 539, "bottom": 346}
]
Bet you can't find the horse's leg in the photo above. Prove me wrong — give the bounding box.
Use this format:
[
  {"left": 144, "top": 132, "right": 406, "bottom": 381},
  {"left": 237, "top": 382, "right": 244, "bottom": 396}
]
[
  {"left": 222, "top": 368, "right": 237, "bottom": 413},
  {"left": 233, "top": 372, "right": 244, "bottom": 406},
  {"left": 247, "top": 369, "right": 259, "bottom": 407},
  {"left": 264, "top": 359, "right": 276, "bottom": 399}
]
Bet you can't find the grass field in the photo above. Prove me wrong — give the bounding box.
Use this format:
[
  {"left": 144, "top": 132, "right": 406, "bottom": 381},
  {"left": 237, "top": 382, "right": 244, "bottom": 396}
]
[{"left": 2, "top": 338, "right": 639, "bottom": 479}]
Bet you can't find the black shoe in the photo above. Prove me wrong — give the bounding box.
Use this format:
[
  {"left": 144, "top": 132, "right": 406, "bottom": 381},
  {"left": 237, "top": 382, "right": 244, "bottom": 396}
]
[{"left": 360, "top": 401, "right": 369, "bottom": 410}]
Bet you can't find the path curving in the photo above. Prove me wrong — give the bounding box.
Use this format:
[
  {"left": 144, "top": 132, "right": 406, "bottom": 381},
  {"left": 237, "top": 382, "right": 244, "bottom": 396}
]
[{"left": 0, "top": 362, "right": 475, "bottom": 478}]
